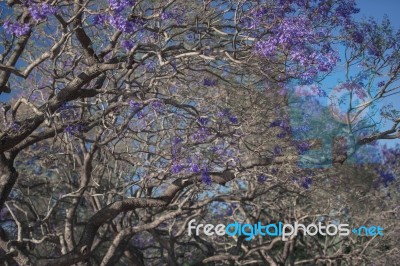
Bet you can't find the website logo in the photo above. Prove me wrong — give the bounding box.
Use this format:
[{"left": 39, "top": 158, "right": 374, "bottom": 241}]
[{"left": 188, "top": 220, "right": 384, "bottom": 241}]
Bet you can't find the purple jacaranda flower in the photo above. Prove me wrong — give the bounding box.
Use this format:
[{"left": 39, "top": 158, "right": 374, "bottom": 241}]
[
  {"left": 375, "top": 168, "right": 395, "bottom": 187},
  {"left": 367, "top": 44, "right": 380, "bottom": 57},
  {"left": 228, "top": 115, "right": 238, "bottom": 124},
  {"left": 274, "top": 145, "right": 282, "bottom": 155},
  {"left": 292, "top": 125, "right": 311, "bottom": 135},
  {"left": 171, "top": 137, "right": 183, "bottom": 159},
  {"left": 377, "top": 81, "right": 385, "bottom": 87},
  {"left": 129, "top": 100, "right": 141, "bottom": 110},
  {"left": 255, "top": 39, "right": 277, "bottom": 57},
  {"left": 258, "top": 174, "right": 267, "bottom": 183},
  {"left": 145, "top": 62, "right": 156, "bottom": 72},
  {"left": 93, "top": 14, "right": 108, "bottom": 25},
  {"left": 301, "top": 176, "right": 313, "bottom": 189},
  {"left": 226, "top": 206, "right": 233, "bottom": 216},
  {"left": 57, "top": 102, "right": 78, "bottom": 121},
  {"left": 109, "top": 14, "right": 136, "bottom": 33},
  {"left": 190, "top": 163, "right": 200, "bottom": 173},
  {"left": 201, "top": 171, "right": 212, "bottom": 185},
  {"left": 296, "top": 141, "right": 310, "bottom": 155},
  {"left": 0, "top": 208, "right": 8, "bottom": 220},
  {"left": 3, "top": 20, "right": 30, "bottom": 36},
  {"left": 171, "top": 163, "right": 184, "bottom": 174},
  {"left": 203, "top": 78, "right": 218, "bottom": 87},
  {"left": 122, "top": 40, "right": 134, "bottom": 51},
  {"left": 29, "top": 3, "right": 57, "bottom": 21},
  {"left": 191, "top": 127, "right": 210, "bottom": 143},
  {"left": 334, "top": 0, "right": 359, "bottom": 18},
  {"left": 197, "top": 117, "right": 208, "bottom": 127},
  {"left": 217, "top": 108, "right": 230, "bottom": 118},
  {"left": 65, "top": 124, "right": 84, "bottom": 136},
  {"left": 10, "top": 122, "right": 21, "bottom": 132},
  {"left": 108, "top": 0, "right": 135, "bottom": 12},
  {"left": 350, "top": 30, "right": 364, "bottom": 44},
  {"left": 337, "top": 81, "right": 368, "bottom": 100},
  {"left": 151, "top": 100, "right": 163, "bottom": 111},
  {"left": 270, "top": 119, "right": 289, "bottom": 129},
  {"left": 217, "top": 108, "right": 239, "bottom": 124},
  {"left": 136, "top": 110, "right": 144, "bottom": 119},
  {"left": 161, "top": 12, "right": 173, "bottom": 20},
  {"left": 277, "top": 132, "right": 286, "bottom": 139},
  {"left": 173, "top": 137, "right": 183, "bottom": 145},
  {"left": 254, "top": 14, "right": 342, "bottom": 81}
]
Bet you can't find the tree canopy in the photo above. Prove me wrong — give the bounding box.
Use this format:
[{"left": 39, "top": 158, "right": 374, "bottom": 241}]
[{"left": 0, "top": 0, "right": 399, "bottom": 265}]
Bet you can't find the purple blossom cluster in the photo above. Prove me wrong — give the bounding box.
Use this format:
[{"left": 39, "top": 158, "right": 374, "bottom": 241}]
[
  {"left": 257, "top": 174, "right": 267, "bottom": 183},
  {"left": 169, "top": 138, "right": 213, "bottom": 185},
  {"left": 160, "top": 12, "right": 172, "bottom": 20},
  {"left": 337, "top": 81, "right": 368, "bottom": 100},
  {"left": 109, "top": 14, "right": 137, "bottom": 33},
  {"left": 349, "top": 29, "right": 364, "bottom": 44},
  {"left": 292, "top": 125, "right": 311, "bottom": 136},
  {"left": 145, "top": 61, "right": 156, "bottom": 72},
  {"left": 0, "top": 208, "right": 8, "bottom": 221},
  {"left": 2, "top": 20, "right": 30, "bottom": 36},
  {"left": 108, "top": 0, "right": 135, "bottom": 12},
  {"left": 375, "top": 168, "right": 395, "bottom": 187},
  {"left": 121, "top": 39, "right": 135, "bottom": 51},
  {"left": 57, "top": 102, "right": 78, "bottom": 121},
  {"left": 203, "top": 78, "right": 218, "bottom": 87},
  {"left": 301, "top": 176, "right": 313, "bottom": 189},
  {"left": 295, "top": 141, "right": 310, "bottom": 155},
  {"left": 197, "top": 117, "right": 208, "bottom": 127},
  {"left": 292, "top": 176, "right": 313, "bottom": 189},
  {"left": 273, "top": 145, "right": 282, "bottom": 155},
  {"left": 372, "top": 145, "right": 399, "bottom": 187},
  {"left": 28, "top": 3, "right": 57, "bottom": 21},
  {"left": 210, "top": 143, "right": 238, "bottom": 165},
  {"left": 65, "top": 124, "right": 84, "bottom": 136},
  {"left": 93, "top": 14, "right": 108, "bottom": 25},
  {"left": 253, "top": 6, "right": 344, "bottom": 81},
  {"left": 217, "top": 108, "right": 238, "bottom": 124},
  {"left": 294, "top": 85, "right": 327, "bottom": 97},
  {"left": 151, "top": 100, "right": 163, "bottom": 112},
  {"left": 91, "top": 0, "right": 141, "bottom": 34},
  {"left": 129, "top": 100, "right": 144, "bottom": 118},
  {"left": 170, "top": 137, "right": 184, "bottom": 173},
  {"left": 381, "top": 145, "right": 400, "bottom": 165},
  {"left": 201, "top": 171, "right": 212, "bottom": 186},
  {"left": 270, "top": 119, "right": 291, "bottom": 138},
  {"left": 191, "top": 127, "right": 211, "bottom": 143},
  {"left": 129, "top": 100, "right": 140, "bottom": 110},
  {"left": 169, "top": 130, "right": 239, "bottom": 186},
  {"left": 190, "top": 163, "right": 200, "bottom": 173},
  {"left": 333, "top": 0, "right": 359, "bottom": 21},
  {"left": 344, "top": 17, "right": 398, "bottom": 59},
  {"left": 171, "top": 163, "right": 184, "bottom": 174},
  {"left": 10, "top": 122, "right": 21, "bottom": 132},
  {"left": 377, "top": 81, "right": 385, "bottom": 88},
  {"left": 190, "top": 116, "right": 211, "bottom": 143},
  {"left": 255, "top": 17, "right": 314, "bottom": 56},
  {"left": 160, "top": 7, "right": 184, "bottom": 24}
]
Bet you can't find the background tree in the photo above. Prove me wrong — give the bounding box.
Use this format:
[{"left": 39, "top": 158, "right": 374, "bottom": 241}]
[{"left": 0, "top": 0, "right": 399, "bottom": 265}]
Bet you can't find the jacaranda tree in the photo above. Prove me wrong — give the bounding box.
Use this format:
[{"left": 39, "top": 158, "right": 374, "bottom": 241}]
[{"left": 0, "top": 0, "right": 399, "bottom": 265}]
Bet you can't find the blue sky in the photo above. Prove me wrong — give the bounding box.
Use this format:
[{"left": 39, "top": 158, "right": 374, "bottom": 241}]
[
  {"left": 352, "top": 1, "right": 400, "bottom": 148},
  {"left": 356, "top": 0, "right": 400, "bottom": 28}
]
